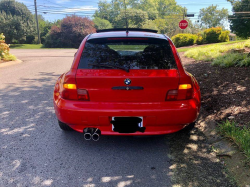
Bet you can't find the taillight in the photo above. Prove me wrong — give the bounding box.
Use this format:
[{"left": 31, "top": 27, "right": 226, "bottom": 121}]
[
  {"left": 166, "top": 90, "right": 178, "bottom": 101},
  {"left": 166, "top": 84, "right": 193, "bottom": 101},
  {"left": 61, "top": 83, "right": 89, "bottom": 101},
  {"left": 61, "top": 83, "right": 78, "bottom": 100},
  {"left": 63, "top": 83, "right": 76, "bottom": 89},
  {"left": 77, "top": 89, "right": 89, "bottom": 101},
  {"left": 179, "top": 84, "right": 192, "bottom": 90}
]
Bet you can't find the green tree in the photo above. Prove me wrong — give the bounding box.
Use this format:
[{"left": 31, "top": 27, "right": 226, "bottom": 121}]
[
  {"left": 156, "top": 0, "right": 183, "bottom": 17},
  {"left": 0, "top": 0, "right": 35, "bottom": 43},
  {"left": 36, "top": 15, "right": 53, "bottom": 43},
  {"left": 93, "top": 17, "right": 112, "bottom": 30},
  {"left": 114, "top": 9, "right": 148, "bottom": 28},
  {"left": 228, "top": 0, "right": 250, "bottom": 38},
  {"left": 198, "top": 5, "right": 228, "bottom": 28},
  {"left": 94, "top": 0, "right": 197, "bottom": 35}
]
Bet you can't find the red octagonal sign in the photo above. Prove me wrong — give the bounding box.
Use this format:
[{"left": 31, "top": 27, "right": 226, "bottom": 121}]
[{"left": 179, "top": 20, "right": 188, "bottom": 30}]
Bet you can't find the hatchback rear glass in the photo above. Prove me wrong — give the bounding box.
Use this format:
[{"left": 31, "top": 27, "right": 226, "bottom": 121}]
[{"left": 78, "top": 37, "right": 177, "bottom": 70}]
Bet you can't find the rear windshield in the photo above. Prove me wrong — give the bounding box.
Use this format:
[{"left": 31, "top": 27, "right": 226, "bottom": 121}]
[{"left": 78, "top": 37, "right": 177, "bottom": 70}]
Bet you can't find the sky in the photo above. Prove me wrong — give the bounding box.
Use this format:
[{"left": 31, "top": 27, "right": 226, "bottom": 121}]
[{"left": 17, "top": 0, "right": 233, "bottom": 27}]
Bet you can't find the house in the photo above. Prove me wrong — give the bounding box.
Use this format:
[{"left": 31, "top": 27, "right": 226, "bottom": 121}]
[{"left": 229, "top": 33, "right": 237, "bottom": 41}]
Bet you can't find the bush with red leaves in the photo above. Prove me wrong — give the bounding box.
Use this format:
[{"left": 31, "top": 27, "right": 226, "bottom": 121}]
[{"left": 44, "top": 16, "right": 96, "bottom": 48}]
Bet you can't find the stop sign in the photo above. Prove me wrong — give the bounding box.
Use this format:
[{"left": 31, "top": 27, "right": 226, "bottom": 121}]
[{"left": 179, "top": 20, "right": 188, "bottom": 30}]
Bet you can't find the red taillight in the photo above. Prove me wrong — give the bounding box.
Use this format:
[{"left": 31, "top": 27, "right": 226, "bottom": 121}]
[
  {"left": 166, "top": 90, "right": 178, "bottom": 101},
  {"left": 77, "top": 89, "right": 89, "bottom": 101},
  {"left": 61, "top": 83, "right": 89, "bottom": 101},
  {"left": 166, "top": 84, "right": 193, "bottom": 101}
]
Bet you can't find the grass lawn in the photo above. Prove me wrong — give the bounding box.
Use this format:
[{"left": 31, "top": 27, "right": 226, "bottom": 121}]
[
  {"left": 177, "top": 40, "right": 247, "bottom": 53},
  {"left": 218, "top": 120, "right": 250, "bottom": 161},
  {"left": 9, "top": 44, "right": 74, "bottom": 49},
  {"left": 182, "top": 39, "right": 250, "bottom": 67},
  {"left": 9, "top": 44, "right": 44, "bottom": 49}
]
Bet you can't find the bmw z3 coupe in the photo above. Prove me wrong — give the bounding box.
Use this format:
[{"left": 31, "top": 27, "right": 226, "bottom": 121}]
[{"left": 53, "top": 28, "right": 201, "bottom": 141}]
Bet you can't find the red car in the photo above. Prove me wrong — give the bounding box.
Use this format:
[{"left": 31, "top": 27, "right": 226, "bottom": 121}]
[{"left": 53, "top": 28, "right": 201, "bottom": 141}]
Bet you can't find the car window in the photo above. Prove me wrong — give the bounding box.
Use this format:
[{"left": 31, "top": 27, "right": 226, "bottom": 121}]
[{"left": 78, "top": 37, "right": 177, "bottom": 70}]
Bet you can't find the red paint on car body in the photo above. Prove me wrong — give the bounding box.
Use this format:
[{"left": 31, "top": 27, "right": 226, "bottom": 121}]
[{"left": 53, "top": 31, "right": 201, "bottom": 136}]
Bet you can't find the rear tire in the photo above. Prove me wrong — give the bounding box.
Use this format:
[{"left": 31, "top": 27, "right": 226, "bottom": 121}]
[{"left": 58, "top": 120, "right": 73, "bottom": 131}]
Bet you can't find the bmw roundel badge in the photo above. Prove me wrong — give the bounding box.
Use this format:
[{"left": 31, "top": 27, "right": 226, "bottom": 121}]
[{"left": 124, "top": 78, "right": 131, "bottom": 85}]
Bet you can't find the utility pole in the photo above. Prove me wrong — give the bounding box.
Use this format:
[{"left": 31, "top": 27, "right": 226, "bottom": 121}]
[{"left": 34, "top": 0, "right": 41, "bottom": 44}]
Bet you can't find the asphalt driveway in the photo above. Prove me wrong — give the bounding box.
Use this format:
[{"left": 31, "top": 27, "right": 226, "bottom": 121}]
[{"left": 0, "top": 49, "right": 235, "bottom": 187}]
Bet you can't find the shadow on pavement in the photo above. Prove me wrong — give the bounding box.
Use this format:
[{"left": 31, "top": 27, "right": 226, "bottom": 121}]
[{"left": 0, "top": 71, "right": 235, "bottom": 187}]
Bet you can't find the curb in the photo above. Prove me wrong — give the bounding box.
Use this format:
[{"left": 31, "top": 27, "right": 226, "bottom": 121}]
[
  {"left": 0, "top": 59, "right": 23, "bottom": 68},
  {"left": 197, "top": 108, "right": 250, "bottom": 187}
]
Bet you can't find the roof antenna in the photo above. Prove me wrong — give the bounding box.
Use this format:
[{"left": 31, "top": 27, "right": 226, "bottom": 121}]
[{"left": 123, "top": 0, "right": 129, "bottom": 35}]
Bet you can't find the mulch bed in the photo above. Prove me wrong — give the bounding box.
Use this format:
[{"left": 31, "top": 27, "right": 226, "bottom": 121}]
[{"left": 180, "top": 52, "right": 250, "bottom": 127}]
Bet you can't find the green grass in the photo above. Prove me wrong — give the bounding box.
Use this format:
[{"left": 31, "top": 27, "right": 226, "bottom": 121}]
[
  {"left": 108, "top": 45, "right": 147, "bottom": 51},
  {"left": 9, "top": 44, "right": 74, "bottom": 49},
  {"left": 177, "top": 40, "right": 247, "bottom": 53},
  {"left": 212, "top": 53, "right": 250, "bottom": 67},
  {"left": 9, "top": 44, "right": 44, "bottom": 49},
  {"left": 182, "top": 39, "right": 250, "bottom": 67},
  {"left": 218, "top": 120, "right": 250, "bottom": 160},
  {"left": 184, "top": 41, "right": 248, "bottom": 62}
]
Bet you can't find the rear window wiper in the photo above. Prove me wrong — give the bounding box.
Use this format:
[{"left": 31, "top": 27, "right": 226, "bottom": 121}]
[{"left": 88, "top": 63, "right": 130, "bottom": 72}]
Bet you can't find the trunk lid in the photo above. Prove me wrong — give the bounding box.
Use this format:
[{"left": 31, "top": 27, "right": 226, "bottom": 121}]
[
  {"left": 75, "top": 36, "right": 179, "bottom": 102},
  {"left": 76, "top": 69, "right": 179, "bottom": 102}
]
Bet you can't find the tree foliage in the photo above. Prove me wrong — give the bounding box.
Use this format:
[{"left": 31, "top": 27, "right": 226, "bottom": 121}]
[
  {"left": 44, "top": 15, "right": 96, "bottom": 48},
  {"left": 198, "top": 5, "right": 228, "bottom": 28},
  {"left": 93, "top": 17, "right": 112, "bottom": 30},
  {"left": 228, "top": 0, "right": 250, "bottom": 38},
  {"left": 0, "top": 0, "right": 35, "bottom": 43},
  {"left": 93, "top": 0, "right": 184, "bottom": 36},
  {"left": 36, "top": 15, "right": 53, "bottom": 44}
]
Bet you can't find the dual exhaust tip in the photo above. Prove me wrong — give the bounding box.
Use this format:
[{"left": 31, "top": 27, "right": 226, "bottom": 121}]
[{"left": 84, "top": 128, "right": 101, "bottom": 141}]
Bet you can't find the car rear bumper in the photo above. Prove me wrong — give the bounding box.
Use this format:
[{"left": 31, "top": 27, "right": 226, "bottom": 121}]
[{"left": 54, "top": 97, "right": 200, "bottom": 135}]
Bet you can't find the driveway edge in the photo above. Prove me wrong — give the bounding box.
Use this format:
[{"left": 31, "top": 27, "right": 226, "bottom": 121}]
[
  {"left": 0, "top": 59, "right": 23, "bottom": 68},
  {"left": 197, "top": 108, "right": 250, "bottom": 187}
]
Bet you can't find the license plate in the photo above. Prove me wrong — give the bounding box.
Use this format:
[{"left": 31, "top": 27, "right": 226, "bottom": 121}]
[{"left": 111, "top": 117, "right": 143, "bottom": 131}]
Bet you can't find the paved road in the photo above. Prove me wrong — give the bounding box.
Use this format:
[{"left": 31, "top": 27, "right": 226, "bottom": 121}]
[{"left": 0, "top": 49, "right": 234, "bottom": 187}]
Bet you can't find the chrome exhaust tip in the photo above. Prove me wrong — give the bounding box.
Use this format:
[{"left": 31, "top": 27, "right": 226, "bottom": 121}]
[
  {"left": 84, "top": 133, "right": 91, "bottom": 140},
  {"left": 92, "top": 133, "right": 100, "bottom": 141}
]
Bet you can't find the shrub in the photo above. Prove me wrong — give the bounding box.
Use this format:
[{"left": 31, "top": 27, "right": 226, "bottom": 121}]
[
  {"left": 44, "top": 16, "right": 96, "bottom": 48},
  {"left": 203, "top": 27, "right": 222, "bottom": 43},
  {"left": 171, "top": 33, "right": 198, "bottom": 47},
  {"left": 26, "top": 35, "right": 35, "bottom": 44},
  {"left": 0, "top": 33, "right": 16, "bottom": 61},
  {"left": 244, "top": 39, "right": 250, "bottom": 48},
  {"left": 202, "top": 27, "right": 230, "bottom": 44},
  {"left": 3, "top": 53, "right": 16, "bottom": 61},
  {"left": 196, "top": 33, "right": 204, "bottom": 45},
  {"left": 219, "top": 31, "right": 230, "bottom": 42}
]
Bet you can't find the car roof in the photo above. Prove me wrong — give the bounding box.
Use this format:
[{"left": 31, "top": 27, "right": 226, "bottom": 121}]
[{"left": 88, "top": 31, "right": 169, "bottom": 40}]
